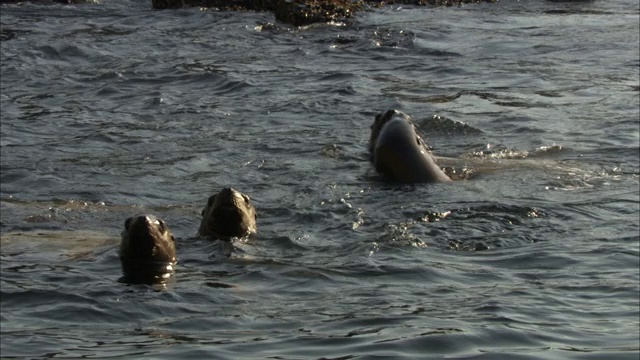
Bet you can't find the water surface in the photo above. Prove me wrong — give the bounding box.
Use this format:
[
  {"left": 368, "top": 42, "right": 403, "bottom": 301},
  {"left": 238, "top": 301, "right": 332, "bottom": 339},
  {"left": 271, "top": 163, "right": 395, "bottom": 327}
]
[{"left": 1, "top": 0, "right": 639, "bottom": 358}]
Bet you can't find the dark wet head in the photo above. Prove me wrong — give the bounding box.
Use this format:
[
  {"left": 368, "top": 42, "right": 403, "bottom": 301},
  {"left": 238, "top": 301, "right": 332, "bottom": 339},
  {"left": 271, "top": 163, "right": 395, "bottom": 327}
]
[
  {"left": 199, "top": 187, "right": 257, "bottom": 239},
  {"left": 368, "top": 109, "right": 452, "bottom": 183},
  {"left": 369, "top": 109, "right": 414, "bottom": 155},
  {"left": 119, "top": 214, "right": 176, "bottom": 284}
]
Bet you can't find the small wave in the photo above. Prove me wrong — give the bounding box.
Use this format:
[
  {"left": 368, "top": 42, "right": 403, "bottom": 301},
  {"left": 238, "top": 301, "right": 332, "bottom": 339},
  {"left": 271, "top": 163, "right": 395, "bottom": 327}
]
[
  {"left": 370, "top": 27, "right": 416, "bottom": 50},
  {"left": 175, "top": 61, "right": 227, "bottom": 75},
  {"left": 461, "top": 143, "right": 565, "bottom": 160},
  {"left": 253, "top": 21, "right": 291, "bottom": 33},
  {"left": 463, "top": 147, "right": 533, "bottom": 160},
  {"left": 421, "top": 204, "right": 545, "bottom": 251},
  {"left": 373, "top": 222, "right": 429, "bottom": 249},
  {"left": 542, "top": 165, "right": 628, "bottom": 191},
  {"left": 0, "top": 28, "right": 26, "bottom": 41},
  {"left": 418, "top": 114, "right": 484, "bottom": 136}
]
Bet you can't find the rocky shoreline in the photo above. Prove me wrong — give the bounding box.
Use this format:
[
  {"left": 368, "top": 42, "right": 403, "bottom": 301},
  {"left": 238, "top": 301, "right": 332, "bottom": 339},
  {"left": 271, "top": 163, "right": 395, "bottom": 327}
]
[
  {"left": 0, "top": 0, "right": 497, "bottom": 27},
  {"left": 151, "top": 0, "right": 498, "bottom": 26}
]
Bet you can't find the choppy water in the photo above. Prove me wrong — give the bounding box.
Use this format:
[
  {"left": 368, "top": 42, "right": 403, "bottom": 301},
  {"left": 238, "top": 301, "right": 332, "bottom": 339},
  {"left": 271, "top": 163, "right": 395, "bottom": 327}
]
[{"left": 1, "top": 0, "right": 639, "bottom": 358}]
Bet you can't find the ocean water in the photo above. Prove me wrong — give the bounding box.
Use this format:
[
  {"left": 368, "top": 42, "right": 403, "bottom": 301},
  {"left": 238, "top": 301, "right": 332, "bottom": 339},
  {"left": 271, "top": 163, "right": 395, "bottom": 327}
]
[{"left": 1, "top": 0, "right": 639, "bottom": 358}]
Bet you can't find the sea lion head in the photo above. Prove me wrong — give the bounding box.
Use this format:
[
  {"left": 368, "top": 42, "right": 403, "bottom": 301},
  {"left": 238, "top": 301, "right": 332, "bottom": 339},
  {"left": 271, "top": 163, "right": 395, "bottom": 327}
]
[
  {"left": 368, "top": 109, "right": 453, "bottom": 183},
  {"left": 119, "top": 214, "right": 176, "bottom": 283},
  {"left": 198, "top": 187, "right": 257, "bottom": 239},
  {"left": 369, "top": 109, "right": 415, "bottom": 155}
]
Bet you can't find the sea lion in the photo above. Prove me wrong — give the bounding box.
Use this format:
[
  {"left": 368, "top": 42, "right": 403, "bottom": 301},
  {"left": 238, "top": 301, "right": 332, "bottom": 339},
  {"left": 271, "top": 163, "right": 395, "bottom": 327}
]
[
  {"left": 369, "top": 109, "right": 453, "bottom": 183},
  {"left": 198, "top": 187, "right": 257, "bottom": 238},
  {"left": 119, "top": 214, "right": 176, "bottom": 283}
]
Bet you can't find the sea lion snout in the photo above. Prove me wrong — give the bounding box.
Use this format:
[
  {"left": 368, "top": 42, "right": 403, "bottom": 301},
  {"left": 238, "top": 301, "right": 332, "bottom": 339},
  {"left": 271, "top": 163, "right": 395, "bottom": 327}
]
[
  {"left": 119, "top": 214, "right": 177, "bottom": 283},
  {"left": 369, "top": 109, "right": 452, "bottom": 183},
  {"left": 369, "top": 110, "right": 413, "bottom": 153},
  {"left": 124, "top": 215, "right": 169, "bottom": 239},
  {"left": 217, "top": 187, "right": 248, "bottom": 206},
  {"left": 120, "top": 214, "right": 176, "bottom": 261},
  {"left": 198, "top": 188, "right": 257, "bottom": 238}
]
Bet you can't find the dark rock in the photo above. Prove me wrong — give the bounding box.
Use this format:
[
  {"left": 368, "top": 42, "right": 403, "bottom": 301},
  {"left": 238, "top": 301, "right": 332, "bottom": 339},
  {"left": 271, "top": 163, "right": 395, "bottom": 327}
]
[
  {"left": 272, "top": 0, "right": 365, "bottom": 26},
  {"left": 151, "top": 0, "right": 273, "bottom": 10},
  {"left": 150, "top": 0, "right": 498, "bottom": 26},
  {"left": 1, "top": 0, "right": 498, "bottom": 26},
  {"left": 0, "top": 0, "right": 97, "bottom": 3}
]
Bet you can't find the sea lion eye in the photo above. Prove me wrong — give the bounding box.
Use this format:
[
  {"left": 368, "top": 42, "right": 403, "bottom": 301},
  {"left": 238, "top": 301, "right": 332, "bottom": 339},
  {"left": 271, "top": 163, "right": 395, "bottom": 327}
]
[
  {"left": 124, "top": 217, "right": 132, "bottom": 230},
  {"left": 158, "top": 219, "right": 166, "bottom": 232},
  {"left": 242, "top": 194, "right": 250, "bottom": 203}
]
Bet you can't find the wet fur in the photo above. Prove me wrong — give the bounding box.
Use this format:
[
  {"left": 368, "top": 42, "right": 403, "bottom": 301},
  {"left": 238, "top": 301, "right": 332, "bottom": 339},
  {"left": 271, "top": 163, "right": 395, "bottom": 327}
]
[
  {"left": 119, "top": 214, "right": 176, "bottom": 283},
  {"left": 198, "top": 187, "right": 257, "bottom": 238},
  {"left": 369, "top": 110, "right": 452, "bottom": 183}
]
